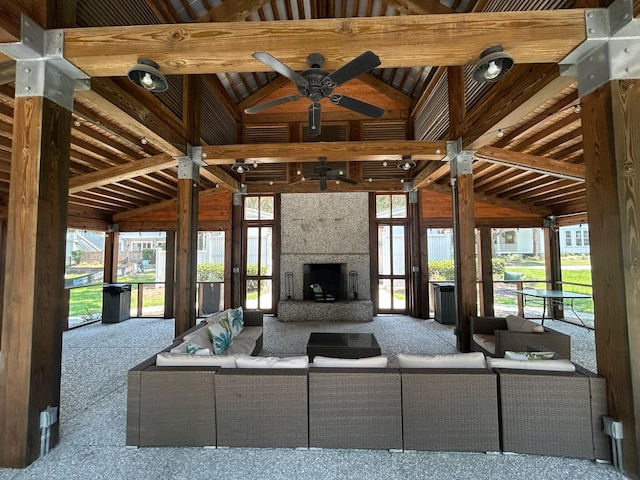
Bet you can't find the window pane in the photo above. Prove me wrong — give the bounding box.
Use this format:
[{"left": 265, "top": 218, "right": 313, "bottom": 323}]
[
  {"left": 245, "top": 280, "right": 258, "bottom": 310},
  {"left": 246, "top": 227, "right": 259, "bottom": 275},
  {"left": 259, "top": 280, "right": 272, "bottom": 310},
  {"left": 392, "top": 225, "right": 405, "bottom": 275},
  {"left": 260, "top": 196, "right": 274, "bottom": 220},
  {"left": 378, "top": 279, "right": 392, "bottom": 309},
  {"left": 378, "top": 225, "right": 391, "bottom": 275},
  {"left": 116, "top": 231, "right": 166, "bottom": 282},
  {"left": 392, "top": 279, "right": 406, "bottom": 310},
  {"left": 376, "top": 195, "right": 391, "bottom": 218},
  {"left": 261, "top": 227, "right": 273, "bottom": 276},
  {"left": 391, "top": 195, "right": 407, "bottom": 218},
  {"left": 244, "top": 197, "right": 259, "bottom": 220},
  {"left": 197, "top": 231, "right": 225, "bottom": 281}
]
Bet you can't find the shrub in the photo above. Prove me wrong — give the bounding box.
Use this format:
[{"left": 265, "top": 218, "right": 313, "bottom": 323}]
[
  {"left": 492, "top": 257, "right": 506, "bottom": 276},
  {"left": 197, "top": 263, "right": 224, "bottom": 281},
  {"left": 71, "top": 250, "right": 83, "bottom": 265},
  {"left": 142, "top": 248, "right": 155, "bottom": 262},
  {"left": 428, "top": 259, "right": 455, "bottom": 280}
]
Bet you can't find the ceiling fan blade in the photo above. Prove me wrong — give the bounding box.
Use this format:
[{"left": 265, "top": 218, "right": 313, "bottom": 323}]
[
  {"left": 308, "top": 102, "right": 322, "bottom": 137},
  {"left": 330, "top": 94, "right": 385, "bottom": 118},
  {"left": 320, "top": 176, "right": 327, "bottom": 190},
  {"left": 244, "top": 94, "right": 301, "bottom": 114},
  {"left": 252, "top": 52, "right": 309, "bottom": 87},
  {"left": 335, "top": 175, "right": 358, "bottom": 185},
  {"left": 325, "top": 51, "right": 381, "bottom": 86}
]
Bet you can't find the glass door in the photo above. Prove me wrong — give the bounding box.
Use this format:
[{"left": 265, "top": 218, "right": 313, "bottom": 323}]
[
  {"left": 374, "top": 194, "right": 409, "bottom": 314},
  {"left": 243, "top": 196, "right": 275, "bottom": 312}
]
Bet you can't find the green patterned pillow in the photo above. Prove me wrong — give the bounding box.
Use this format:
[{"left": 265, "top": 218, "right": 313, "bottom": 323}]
[
  {"left": 207, "top": 317, "right": 233, "bottom": 355},
  {"left": 505, "top": 351, "right": 555, "bottom": 361},
  {"left": 227, "top": 306, "right": 244, "bottom": 336},
  {"left": 186, "top": 341, "right": 211, "bottom": 356}
]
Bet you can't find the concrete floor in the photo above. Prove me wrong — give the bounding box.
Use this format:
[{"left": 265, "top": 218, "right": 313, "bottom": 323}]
[{"left": 0, "top": 315, "right": 628, "bottom": 480}]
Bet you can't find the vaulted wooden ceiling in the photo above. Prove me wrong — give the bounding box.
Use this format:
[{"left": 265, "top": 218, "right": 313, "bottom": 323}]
[{"left": 1, "top": 0, "right": 638, "bottom": 229}]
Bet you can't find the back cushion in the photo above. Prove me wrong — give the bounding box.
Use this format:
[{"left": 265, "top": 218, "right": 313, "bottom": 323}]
[
  {"left": 312, "top": 355, "right": 388, "bottom": 368},
  {"left": 506, "top": 314, "right": 545, "bottom": 333},
  {"left": 235, "top": 354, "right": 309, "bottom": 369},
  {"left": 398, "top": 352, "right": 486, "bottom": 368}
]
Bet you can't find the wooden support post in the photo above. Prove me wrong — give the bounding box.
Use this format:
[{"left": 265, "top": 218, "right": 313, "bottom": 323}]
[
  {"left": 231, "top": 199, "right": 243, "bottom": 308},
  {"left": 409, "top": 194, "right": 426, "bottom": 318},
  {"left": 478, "top": 227, "right": 494, "bottom": 317},
  {"left": 0, "top": 218, "right": 6, "bottom": 343},
  {"left": 448, "top": 65, "right": 476, "bottom": 351},
  {"left": 163, "top": 230, "right": 176, "bottom": 319},
  {"left": 175, "top": 176, "right": 199, "bottom": 336},
  {"left": 582, "top": 79, "right": 640, "bottom": 477},
  {"left": 103, "top": 230, "right": 119, "bottom": 284},
  {"left": 0, "top": 95, "right": 71, "bottom": 467},
  {"left": 544, "top": 219, "right": 563, "bottom": 319}
]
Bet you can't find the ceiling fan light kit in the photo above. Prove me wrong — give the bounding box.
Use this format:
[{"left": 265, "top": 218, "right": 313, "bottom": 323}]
[
  {"left": 472, "top": 45, "right": 514, "bottom": 83},
  {"left": 245, "top": 51, "right": 385, "bottom": 136},
  {"left": 127, "top": 58, "right": 168, "bottom": 92},
  {"left": 398, "top": 156, "right": 416, "bottom": 170}
]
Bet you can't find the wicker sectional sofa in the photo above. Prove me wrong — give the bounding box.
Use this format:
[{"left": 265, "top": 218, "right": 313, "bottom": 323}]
[{"left": 126, "top": 315, "right": 610, "bottom": 461}]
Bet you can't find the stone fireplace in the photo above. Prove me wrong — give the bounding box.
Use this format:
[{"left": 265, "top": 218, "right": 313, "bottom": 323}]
[{"left": 278, "top": 192, "right": 373, "bottom": 321}]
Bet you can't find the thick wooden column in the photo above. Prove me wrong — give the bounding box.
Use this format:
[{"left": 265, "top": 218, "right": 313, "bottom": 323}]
[
  {"left": 231, "top": 198, "right": 243, "bottom": 308},
  {"left": 477, "top": 227, "right": 494, "bottom": 317},
  {"left": 163, "top": 230, "right": 176, "bottom": 318},
  {"left": 543, "top": 219, "right": 563, "bottom": 319},
  {"left": 409, "top": 194, "right": 426, "bottom": 318},
  {"left": 0, "top": 95, "right": 71, "bottom": 467},
  {"left": 448, "top": 65, "right": 476, "bottom": 351},
  {"left": 582, "top": 79, "right": 640, "bottom": 477},
  {"left": 0, "top": 218, "right": 6, "bottom": 342},
  {"left": 102, "top": 230, "right": 119, "bottom": 284},
  {"left": 175, "top": 174, "right": 199, "bottom": 335}
]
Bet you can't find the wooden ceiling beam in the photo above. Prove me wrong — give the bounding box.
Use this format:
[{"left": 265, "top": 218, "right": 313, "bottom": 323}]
[
  {"left": 412, "top": 161, "right": 451, "bottom": 188},
  {"left": 63, "top": 12, "right": 587, "bottom": 77},
  {"left": 382, "top": 0, "right": 454, "bottom": 15},
  {"left": 69, "top": 153, "right": 176, "bottom": 194},
  {"left": 202, "top": 140, "right": 446, "bottom": 163},
  {"left": 427, "top": 182, "right": 552, "bottom": 216},
  {"left": 112, "top": 188, "right": 222, "bottom": 221},
  {"left": 356, "top": 73, "right": 412, "bottom": 108},
  {"left": 474, "top": 145, "right": 585, "bottom": 181},
  {"left": 200, "top": 166, "right": 240, "bottom": 191},
  {"left": 197, "top": 0, "right": 269, "bottom": 22},
  {"left": 242, "top": 109, "right": 408, "bottom": 124},
  {"left": 462, "top": 64, "right": 576, "bottom": 149}
]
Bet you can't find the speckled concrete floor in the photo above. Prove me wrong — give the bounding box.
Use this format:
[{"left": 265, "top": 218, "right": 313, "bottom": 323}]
[{"left": 0, "top": 315, "right": 627, "bottom": 480}]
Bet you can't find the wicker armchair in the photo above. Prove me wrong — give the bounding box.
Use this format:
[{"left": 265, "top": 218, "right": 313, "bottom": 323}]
[{"left": 470, "top": 316, "right": 571, "bottom": 359}]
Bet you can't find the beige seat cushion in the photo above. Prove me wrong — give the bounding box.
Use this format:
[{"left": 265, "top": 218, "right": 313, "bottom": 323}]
[
  {"left": 472, "top": 334, "right": 496, "bottom": 355},
  {"left": 506, "top": 314, "right": 544, "bottom": 333}
]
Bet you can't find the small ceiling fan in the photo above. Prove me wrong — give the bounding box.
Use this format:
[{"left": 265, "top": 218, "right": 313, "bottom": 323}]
[
  {"left": 244, "top": 51, "right": 385, "bottom": 136},
  {"left": 305, "top": 157, "right": 358, "bottom": 191}
]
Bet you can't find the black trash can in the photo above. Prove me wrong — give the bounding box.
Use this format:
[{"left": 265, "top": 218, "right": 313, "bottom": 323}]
[
  {"left": 102, "top": 283, "right": 132, "bottom": 323},
  {"left": 433, "top": 282, "right": 456, "bottom": 324}
]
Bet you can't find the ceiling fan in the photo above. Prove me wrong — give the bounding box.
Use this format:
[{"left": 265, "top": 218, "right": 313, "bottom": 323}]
[
  {"left": 244, "top": 51, "right": 385, "bottom": 136},
  {"left": 305, "top": 157, "right": 358, "bottom": 191}
]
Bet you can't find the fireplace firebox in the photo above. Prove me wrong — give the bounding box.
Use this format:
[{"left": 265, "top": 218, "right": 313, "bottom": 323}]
[{"left": 303, "top": 263, "right": 347, "bottom": 301}]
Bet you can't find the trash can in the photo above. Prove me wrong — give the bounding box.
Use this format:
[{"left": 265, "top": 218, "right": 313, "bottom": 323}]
[
  {"left": 433, "top": 282, "right": 456, "bottom": 324},
  {"left": 102, "top": 283, "right": 132, "bottom": 323}
]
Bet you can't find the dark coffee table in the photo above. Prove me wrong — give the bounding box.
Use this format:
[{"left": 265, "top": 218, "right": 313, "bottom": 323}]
[{"left": 306, "top": 332, "right": 381, "bottom": 361}]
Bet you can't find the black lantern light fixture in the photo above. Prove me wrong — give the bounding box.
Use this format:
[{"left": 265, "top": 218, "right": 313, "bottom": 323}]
[
  {"left": 398, "top": 155, "right": 416, "bottom": 171},
  {"left": 472, "top": 45, "right": 514, "bottom": 83},
  {"left": 127, "top": 58, "right": 168, "bottom": 93},
  {"left": 231, "top": 159, "right": 249, "bottom": 174}
]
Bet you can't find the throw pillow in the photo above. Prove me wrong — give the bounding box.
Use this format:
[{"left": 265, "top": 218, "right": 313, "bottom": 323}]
[
  {"left": 506, "top": 314, "right": 545, "bottom": 333},
  {"left": 207, "top": 317, "right": 233, "bottom": 355},
  {"left": 398, "top": 352, "right": 486, "bottom": 369},
  {"left": 227, "top": 306, "right": 244, "bottom": 336},
  {"left": 186, "top": 341, "right": 211, "bottom": 356},
  {"left": 184, "top": 325, "right": 214, "bottom": 354},
  {"left": 504, "top": 351, "right": 555, "bottom": 361},
  {"left": 312, "top": 355, "right": 388, "bottom": 368}
]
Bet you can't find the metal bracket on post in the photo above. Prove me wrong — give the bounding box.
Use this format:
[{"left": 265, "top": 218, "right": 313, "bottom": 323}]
[
  {"left": 177, "top": 145, "right": 203, "bottom": 182},
  {"left": 0, "top": 15, "right": 90, "bottom": 111},
  {"left": 448, "top": 139, "right": 475, "bottom": 181},
  {"left": 560, "top": 0, "right": 640, "bottom": 97},
  {"left": 543, "top": 215, "right": 557, "bottom": 229}
]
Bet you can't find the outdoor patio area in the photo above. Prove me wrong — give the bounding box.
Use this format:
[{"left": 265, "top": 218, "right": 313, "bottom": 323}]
[{"left": 0, "top": 314, "right": 625, "bottom": 480}]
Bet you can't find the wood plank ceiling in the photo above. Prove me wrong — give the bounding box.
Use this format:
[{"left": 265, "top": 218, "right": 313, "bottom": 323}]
[{"left": 1, "top": 0, "right": 629, "bottom": 227}]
